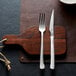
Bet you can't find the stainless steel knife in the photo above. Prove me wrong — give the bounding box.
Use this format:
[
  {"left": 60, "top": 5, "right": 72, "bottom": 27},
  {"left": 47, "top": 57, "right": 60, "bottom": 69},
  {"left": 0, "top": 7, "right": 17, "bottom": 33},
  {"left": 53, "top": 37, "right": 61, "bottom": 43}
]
[{"left": 49, "top": 9, "right": 55, "bottom": 69}]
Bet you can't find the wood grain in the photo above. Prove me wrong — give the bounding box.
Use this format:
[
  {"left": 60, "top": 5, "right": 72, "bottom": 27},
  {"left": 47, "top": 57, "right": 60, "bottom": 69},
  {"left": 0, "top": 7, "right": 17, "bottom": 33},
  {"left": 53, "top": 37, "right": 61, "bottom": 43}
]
[{"left": 3, "top": 26, "right": 66, "bottom": 56}]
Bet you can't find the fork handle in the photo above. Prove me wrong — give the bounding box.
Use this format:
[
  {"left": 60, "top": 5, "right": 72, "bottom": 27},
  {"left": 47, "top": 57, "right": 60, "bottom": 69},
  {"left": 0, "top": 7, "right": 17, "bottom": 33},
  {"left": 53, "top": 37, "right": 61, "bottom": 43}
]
[
  {"left": 50, "top": 36, "right": 55, "bottom": 69},
  {"left": 40, "top": 32, "right": 45, "bottom": 69}
]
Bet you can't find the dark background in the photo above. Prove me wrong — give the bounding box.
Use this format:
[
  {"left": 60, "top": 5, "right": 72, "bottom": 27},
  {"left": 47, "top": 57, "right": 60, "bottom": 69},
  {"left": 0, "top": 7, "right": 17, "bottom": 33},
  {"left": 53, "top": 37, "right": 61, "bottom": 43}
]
[{"left": 0, "top": 0, "right": 76, "bottom": 76}]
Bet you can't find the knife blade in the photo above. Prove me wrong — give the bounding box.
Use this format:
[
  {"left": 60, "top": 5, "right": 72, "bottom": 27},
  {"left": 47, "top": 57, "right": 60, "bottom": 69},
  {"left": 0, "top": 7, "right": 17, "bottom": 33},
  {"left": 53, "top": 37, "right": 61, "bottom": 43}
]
[{"left": 49, "top": 9, "right": 55, "bottom": 69}]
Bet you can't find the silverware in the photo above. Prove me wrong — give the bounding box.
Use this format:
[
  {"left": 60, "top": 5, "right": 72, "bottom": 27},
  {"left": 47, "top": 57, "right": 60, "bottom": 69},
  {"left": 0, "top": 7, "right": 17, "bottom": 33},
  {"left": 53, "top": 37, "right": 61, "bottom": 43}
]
[
  {"left": 49, "top": 9, "right": 55, "bottom": 69},
  {"left": 39, "top": 13, "right": 45, "bottom": 69}
]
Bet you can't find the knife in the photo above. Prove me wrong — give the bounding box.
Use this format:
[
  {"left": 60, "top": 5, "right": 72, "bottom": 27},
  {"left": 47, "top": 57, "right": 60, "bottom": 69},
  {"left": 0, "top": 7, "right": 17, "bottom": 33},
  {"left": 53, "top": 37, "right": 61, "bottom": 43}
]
[{"left": 49, "top": 9, "right": 55, "bottom": 69}]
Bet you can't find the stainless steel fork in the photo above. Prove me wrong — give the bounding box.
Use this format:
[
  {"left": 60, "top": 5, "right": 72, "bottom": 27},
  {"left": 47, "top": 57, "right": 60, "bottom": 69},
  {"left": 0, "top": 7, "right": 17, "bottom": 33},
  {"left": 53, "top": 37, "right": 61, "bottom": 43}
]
[{"left": 39, "top": 13, "right": 45, "bottom": 69}]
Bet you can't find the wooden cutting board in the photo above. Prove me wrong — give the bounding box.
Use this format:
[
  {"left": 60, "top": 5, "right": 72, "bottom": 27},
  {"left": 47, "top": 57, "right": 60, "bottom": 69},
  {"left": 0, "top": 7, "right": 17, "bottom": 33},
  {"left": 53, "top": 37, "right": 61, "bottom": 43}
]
[{"left": 3, "top": 26, "right": 66, "bottom": 56}]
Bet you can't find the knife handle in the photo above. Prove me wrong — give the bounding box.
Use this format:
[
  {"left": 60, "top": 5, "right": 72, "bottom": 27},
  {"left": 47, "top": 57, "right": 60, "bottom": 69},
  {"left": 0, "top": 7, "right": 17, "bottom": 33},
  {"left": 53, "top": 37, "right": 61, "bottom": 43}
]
[{"left": 50, "top": 36, "right": 55, "bottom": 69}]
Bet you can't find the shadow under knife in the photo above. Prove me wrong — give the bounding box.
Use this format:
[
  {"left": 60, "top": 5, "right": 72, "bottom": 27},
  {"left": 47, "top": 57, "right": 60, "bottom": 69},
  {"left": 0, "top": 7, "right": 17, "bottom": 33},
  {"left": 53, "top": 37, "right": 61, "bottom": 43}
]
[
  {"left": 50, "top": 69, "right": 56, "bottom": 76},
  {"left": 40, "top": 69, "right": 45, "bottom": 76}
]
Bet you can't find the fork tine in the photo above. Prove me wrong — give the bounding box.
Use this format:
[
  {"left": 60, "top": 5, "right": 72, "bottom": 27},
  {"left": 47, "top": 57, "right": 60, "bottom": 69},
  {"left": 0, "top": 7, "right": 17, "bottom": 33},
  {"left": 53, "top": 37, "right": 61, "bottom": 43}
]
[
  {"left": 39, "top": 13, "right": 41, "bottom": 24},
  {"left": 41, "top": 13, "right": 44, "bottom": 25},
  {"left": 43, "top": 13, "right": 45, "bottom": 25},
  {"left": 39, "top": 13, "right": 45, "bottom": 25},
  {"left": 39, "top": 13, "right": 42, "bottom": 25},
  {"left": 42, "top": 13, "right": 43, "bottom": 25}
]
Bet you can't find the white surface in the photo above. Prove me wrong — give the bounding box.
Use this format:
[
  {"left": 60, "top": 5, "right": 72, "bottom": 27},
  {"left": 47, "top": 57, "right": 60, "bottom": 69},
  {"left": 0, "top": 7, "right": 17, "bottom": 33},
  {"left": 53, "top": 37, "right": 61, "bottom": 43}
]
[
  {"left": 60, "top": 0, "right": 76, "bottom": 4},
  {"left": 50, "top": 36, "right": 55, "bottom": 69},
  {"left": 39, "top": 14, "right": 45, "bottom": 69},
  {"left": 49, "top": 10, "right": 55, "bottom": 69},
  {"left": 40, "top": 32, "right": 45, "bottom": 69}
]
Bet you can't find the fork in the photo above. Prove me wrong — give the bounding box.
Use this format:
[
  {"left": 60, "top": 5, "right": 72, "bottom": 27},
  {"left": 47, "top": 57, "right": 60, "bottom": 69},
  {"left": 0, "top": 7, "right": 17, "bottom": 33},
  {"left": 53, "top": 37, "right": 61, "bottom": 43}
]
[{"left": 39, "top": 13, "right": 45, "bottom": 69}]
